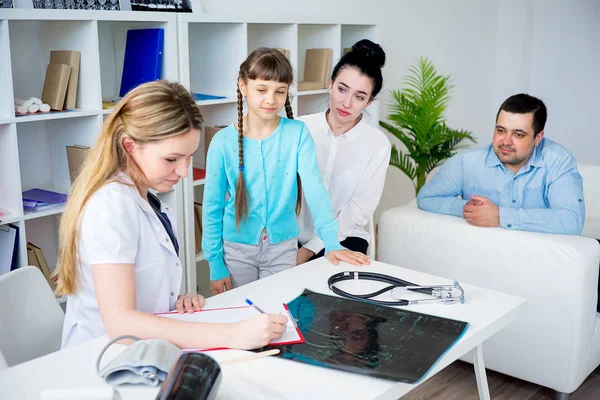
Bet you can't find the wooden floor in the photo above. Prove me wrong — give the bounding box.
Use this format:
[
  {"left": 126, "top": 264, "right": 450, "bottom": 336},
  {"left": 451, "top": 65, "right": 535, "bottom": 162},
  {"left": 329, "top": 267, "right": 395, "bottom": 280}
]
[{"left": 401, "top": 361, "right": 600, "bottom": 400}]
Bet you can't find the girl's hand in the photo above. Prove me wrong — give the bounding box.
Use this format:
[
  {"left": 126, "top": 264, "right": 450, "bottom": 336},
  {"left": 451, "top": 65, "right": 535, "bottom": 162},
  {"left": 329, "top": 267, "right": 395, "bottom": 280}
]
[
  {"left": 210, "top": 276, "right": 233, "bottom": 295},
  {"left": 175, "top": 293, "right": 205, "bottom": 314},
  {"left": 229, "top": 314, "right": 288, "bottom": 349},
  {"left": 325, "top": 249, "right": 370, "bottom": 267}
]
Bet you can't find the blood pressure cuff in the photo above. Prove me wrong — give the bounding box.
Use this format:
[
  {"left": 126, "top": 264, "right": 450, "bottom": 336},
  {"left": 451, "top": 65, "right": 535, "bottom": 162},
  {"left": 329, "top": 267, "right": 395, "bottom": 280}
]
[{"left": 96, "top": 335, "right": 182, "bottom": 386}]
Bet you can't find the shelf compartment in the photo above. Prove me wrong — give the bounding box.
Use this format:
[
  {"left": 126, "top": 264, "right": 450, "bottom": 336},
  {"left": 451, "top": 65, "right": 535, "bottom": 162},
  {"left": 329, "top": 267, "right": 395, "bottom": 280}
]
[
  {"left": 195, "top": 96, "right": 237, "bottom": 107},
  {"left": 0, "top": 124, "right": 23, "bottom": 218},
  {"left": 292, "top": 88, "right": 329, "bottom": 97},
  {"left": 297, "top": 24, "right": 341, "bottom": 84},
  {"left": 14, "top": 109, "right": 99, "bottom": 123},
  {"left": 22, "top": 204, "right": 66, "bottom": 221},
  {"left": 16, "top": 116, "right": 102, "bottom": 213},
  {"left": 247, "top": 23, "right": 297, "bottom": 73},
  {"left": 98, "top": 20, "right": 177, "bottom": 103},
  {"left": 24, "top": 214, "right": 61, "bottom": 272},
  {"left": 340, "top": 24, "right": 377, "bottom": 54},
  {"left": 0, "top": 212, "right": 21, "bottom": 225},
  {"left": 297, "top": 92, "right": 329, "bottom": 116},
  {"left": 0, "top": 20, "right": 13, "bottom": 120},
  {"left": 8, "top": 20, "right": 101, "bottom": 114},
  {"left": 186, "top": 23, "right": 247, "bottom": 100}
]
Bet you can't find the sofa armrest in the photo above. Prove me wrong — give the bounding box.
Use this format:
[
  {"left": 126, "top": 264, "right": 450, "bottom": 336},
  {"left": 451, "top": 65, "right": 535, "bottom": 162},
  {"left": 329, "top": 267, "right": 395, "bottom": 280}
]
[{"left": 378, "top": 205, "right": 600, "bottom": 392}]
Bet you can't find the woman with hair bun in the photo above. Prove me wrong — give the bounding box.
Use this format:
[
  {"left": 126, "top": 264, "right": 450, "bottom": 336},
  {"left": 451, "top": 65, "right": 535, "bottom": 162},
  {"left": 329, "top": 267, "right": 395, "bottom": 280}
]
[{"left": 297, "top": 39, "right": 392, "bottom": 264}]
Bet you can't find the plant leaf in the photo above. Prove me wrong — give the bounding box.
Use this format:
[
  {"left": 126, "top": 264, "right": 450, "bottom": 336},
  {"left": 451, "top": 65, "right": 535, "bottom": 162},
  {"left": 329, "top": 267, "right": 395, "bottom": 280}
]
[{"left": 379, "top": 57, "right": 476, "bottom": 188}]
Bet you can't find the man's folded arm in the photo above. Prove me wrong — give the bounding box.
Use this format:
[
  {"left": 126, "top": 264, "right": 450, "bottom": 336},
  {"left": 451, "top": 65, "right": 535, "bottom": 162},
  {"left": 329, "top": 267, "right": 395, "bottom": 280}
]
[{"left": 417, "top": 154, "right": 467, "bottom": 217}]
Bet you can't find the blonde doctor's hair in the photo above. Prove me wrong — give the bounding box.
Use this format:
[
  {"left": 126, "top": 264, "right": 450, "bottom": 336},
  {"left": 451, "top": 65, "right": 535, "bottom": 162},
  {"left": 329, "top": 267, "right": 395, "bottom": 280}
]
[{"left": 54, "top": 80, "right": 203, "bottom": 296}]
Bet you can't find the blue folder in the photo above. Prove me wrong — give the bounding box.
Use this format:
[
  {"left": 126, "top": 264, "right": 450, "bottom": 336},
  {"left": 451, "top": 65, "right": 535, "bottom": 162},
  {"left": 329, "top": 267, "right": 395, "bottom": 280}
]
[
  {"left": 192, "top": 93, "right": 227, "bottom": 101},
  {"left": 119, "top": 28, "right": 164, "bottom": 98}
]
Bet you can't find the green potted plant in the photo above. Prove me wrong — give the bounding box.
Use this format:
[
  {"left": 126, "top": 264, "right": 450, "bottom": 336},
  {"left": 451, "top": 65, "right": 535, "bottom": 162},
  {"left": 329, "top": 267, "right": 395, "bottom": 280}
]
[{"left": 379, "top": 57, "right": 476, "bottom": 195}]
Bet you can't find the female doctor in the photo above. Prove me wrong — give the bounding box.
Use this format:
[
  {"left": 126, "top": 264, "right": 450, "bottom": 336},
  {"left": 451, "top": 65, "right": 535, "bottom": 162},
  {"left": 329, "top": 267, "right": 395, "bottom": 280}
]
[
  {"left": 297, "top": 40, "right": 391, "bottom": 264},
  {"left": 55, "top": 80, "right": 287, "bottom": 349}
]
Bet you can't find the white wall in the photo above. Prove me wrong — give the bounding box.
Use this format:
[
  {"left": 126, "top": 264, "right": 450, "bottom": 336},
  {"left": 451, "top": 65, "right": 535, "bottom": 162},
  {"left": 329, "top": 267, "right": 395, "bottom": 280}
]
[
  {"left": 495, "top": 0, "right": 600, "bottom": 164},
  {"left": 200, "top": 0, "right": 599, "bottom": 220}
]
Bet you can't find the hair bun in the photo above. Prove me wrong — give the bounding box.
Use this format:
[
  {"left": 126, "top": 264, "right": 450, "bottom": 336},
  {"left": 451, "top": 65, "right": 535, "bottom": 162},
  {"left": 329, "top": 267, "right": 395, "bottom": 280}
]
[{"left": 351, "top": 39, "right": 386, "bottom": 68}]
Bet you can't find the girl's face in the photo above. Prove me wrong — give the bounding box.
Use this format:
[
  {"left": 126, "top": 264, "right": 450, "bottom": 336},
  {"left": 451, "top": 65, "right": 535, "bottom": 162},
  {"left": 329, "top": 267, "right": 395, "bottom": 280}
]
[
  {"left": 239, "top": 78, "right": 289, "bottom": 121},
  {"left": 328, "top": 67, "right": 373, "bottom": 123},
  {"left": 126, "top": 128, "right": 201, "bottom": 193}
]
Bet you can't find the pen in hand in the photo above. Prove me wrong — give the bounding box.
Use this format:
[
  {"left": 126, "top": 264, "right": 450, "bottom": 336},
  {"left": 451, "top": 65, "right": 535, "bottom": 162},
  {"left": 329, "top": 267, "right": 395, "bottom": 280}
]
[
  {"left": 245, "top": 298, "right": 266, "bottom": 314},
  {"left": 246, "top": 299, "right": 296, "bottom": 331}
]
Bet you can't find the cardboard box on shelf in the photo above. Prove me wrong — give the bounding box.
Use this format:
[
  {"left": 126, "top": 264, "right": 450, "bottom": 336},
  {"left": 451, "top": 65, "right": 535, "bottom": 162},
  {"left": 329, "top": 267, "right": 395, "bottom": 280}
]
[
  {"left": 298, "top": 48, "right": 333, "bottom": 91},
  {"left": 275, "top": 48, "right": 291, "bottom": 59},
  {"left": 27, "top": 242, "right": 56, "bottom": 292},
  {"left": 41, "top": 63, "right": 71, "bottom": 110},
  {"left": 66, "top": 145, "right": 91, "bottom": 185},
  {"left": 193, "top": 202, "right": 203, "bottom": 254},
  {"left": 205, "top": 125, "right": 228, "bottom": 159},
  {"left": 49, "top": 51, "right": 81, "bottom": 110}
]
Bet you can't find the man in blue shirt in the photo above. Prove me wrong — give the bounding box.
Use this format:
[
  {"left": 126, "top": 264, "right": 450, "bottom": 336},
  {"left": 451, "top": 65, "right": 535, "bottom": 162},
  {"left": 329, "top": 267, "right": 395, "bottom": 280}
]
[{"left": 417, "top": 93, "right": 585, "bottom": 235}]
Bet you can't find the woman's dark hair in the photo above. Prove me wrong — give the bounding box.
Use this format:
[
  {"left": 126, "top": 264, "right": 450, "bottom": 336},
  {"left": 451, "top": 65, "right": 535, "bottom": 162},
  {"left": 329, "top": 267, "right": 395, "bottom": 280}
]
[
  {"left": 331, "top": 39, "right": 386, "bottom": 99},
  {"left": 235, "top": 47, "right": 301, "bottom": 227}
]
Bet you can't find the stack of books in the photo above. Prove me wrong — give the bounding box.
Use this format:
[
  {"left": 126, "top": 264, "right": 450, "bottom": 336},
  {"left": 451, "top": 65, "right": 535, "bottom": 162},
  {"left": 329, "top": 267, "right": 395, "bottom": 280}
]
[{"left": 66, "top": 144, "right": 90, "bottom": 185}]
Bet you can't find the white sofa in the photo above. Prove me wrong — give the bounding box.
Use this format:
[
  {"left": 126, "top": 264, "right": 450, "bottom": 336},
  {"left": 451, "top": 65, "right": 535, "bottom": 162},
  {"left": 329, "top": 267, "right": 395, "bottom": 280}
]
[{"left": 377, "top": 164, "right": 600, "bottom": 397}]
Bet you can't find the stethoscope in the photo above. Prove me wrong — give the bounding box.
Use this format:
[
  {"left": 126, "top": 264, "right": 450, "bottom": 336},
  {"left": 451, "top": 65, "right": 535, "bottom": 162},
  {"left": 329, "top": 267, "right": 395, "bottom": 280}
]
[{"left": 327, "top": 271, "right": 465, "bottom": 306}]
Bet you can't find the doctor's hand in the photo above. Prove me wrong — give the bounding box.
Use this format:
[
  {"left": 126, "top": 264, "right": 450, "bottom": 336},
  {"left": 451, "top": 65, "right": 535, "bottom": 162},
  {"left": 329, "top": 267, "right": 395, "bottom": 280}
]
[
  {"left": 463, "top": 195, "right": 500, "bottom": 227},
  {"left": 210, "top": 276, "right": 232, "bottom": 296},
  {"left": 176, "top": 293, "right": 205, "bottom": 314},
  {"left": 325, "top": 249, "right": 370, "bottom": 267},
  {"left": 229, "top": 313, "right": 288, "bottom": 349}
]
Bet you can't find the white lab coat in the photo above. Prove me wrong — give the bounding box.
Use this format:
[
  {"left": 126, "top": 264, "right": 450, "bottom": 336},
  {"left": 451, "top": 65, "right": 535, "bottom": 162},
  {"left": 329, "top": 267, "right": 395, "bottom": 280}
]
[{"left": 61, "top": 173, "right": 182, "bottom": 348}]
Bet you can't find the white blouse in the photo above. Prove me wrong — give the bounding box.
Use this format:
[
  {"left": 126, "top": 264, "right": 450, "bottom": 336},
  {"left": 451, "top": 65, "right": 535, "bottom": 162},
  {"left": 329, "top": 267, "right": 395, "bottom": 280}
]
[
  {"left": 297, "top": 111, "right": 391, "bottom": 254},
  {"left": 61, "top": 174, "right": 182, "bottom": 348}
]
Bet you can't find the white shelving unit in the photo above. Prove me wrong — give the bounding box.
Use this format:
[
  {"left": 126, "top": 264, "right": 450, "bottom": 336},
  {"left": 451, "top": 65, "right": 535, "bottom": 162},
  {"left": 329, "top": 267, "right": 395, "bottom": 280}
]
[
  {"left": 0, "top": 10, "right": 181, "bottom": 296},
  {"left": 177, "top": 14, "right": 377, "bottom": 295},
  {"left": 0, "top": 10, "right": 377, "bottom": 299}
]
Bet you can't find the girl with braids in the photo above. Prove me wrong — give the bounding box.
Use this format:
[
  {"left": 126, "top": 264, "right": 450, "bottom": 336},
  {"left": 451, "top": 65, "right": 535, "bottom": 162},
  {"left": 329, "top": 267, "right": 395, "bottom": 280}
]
[
  {"left": 56, "top": 80, "right": 287, "bottom": 349},
  {"left": 203, "top": 47, "right": 370, "bottom": 295},
  {"left": 297, "top": 40, "right": 391, "bottom": 264}
]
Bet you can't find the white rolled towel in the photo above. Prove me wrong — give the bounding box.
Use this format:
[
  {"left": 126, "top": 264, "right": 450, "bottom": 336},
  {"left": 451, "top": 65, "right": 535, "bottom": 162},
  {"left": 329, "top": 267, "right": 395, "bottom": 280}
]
[
  {"left": 15, "top": 105, "right": 28, "bottom": 114},
  {"left": 15, "top": 98, "right": 34, "bottom": 108},
  {"left": 28, "top": 104, "right": 40, "bottom": 113},
  {"left": 39, "top": 103, "right": 51, "bottom": 112},
  {"left": 30, "top": 97, "right": 43, "bottom": 105}
]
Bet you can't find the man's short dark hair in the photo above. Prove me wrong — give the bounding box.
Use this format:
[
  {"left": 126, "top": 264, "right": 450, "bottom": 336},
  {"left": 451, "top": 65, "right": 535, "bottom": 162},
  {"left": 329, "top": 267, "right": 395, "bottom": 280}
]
[{"left": 496, "top": 94, "right": 547, "bottom": 136}]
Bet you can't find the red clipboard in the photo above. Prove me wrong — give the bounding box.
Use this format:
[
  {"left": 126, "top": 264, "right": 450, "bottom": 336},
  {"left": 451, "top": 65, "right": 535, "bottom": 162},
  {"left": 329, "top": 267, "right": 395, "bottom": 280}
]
[{"left": 156, "top": 303, "right": 305, "bottom": 352}]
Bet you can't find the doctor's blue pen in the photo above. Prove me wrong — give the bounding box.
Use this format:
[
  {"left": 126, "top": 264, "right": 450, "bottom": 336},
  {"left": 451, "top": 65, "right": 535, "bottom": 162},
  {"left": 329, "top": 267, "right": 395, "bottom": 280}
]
[{"left": 245, "top": 298, "right": 266, "bottom": 314}]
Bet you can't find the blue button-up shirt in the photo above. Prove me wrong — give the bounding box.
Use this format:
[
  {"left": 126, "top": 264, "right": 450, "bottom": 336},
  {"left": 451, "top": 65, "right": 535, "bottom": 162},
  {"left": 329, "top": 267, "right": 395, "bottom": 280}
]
[
  {"left": 202, "top": 117, "right": 343, "bottom": 280},
  {"left": 417, "top": 138, "right": 585, "bottom": 235}
]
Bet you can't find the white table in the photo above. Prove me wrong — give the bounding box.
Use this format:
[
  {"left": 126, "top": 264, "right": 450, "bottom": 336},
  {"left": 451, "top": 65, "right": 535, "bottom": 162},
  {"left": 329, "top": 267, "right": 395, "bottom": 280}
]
[{"left": 0, "top": 259, "right": 525, "bottom": 400}]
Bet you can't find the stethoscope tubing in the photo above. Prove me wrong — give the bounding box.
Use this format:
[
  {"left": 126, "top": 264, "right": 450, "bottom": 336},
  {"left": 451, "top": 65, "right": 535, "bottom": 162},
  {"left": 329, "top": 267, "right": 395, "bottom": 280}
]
[{"left": 327, "top": 271, "right": 435, "bottom": 306}]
